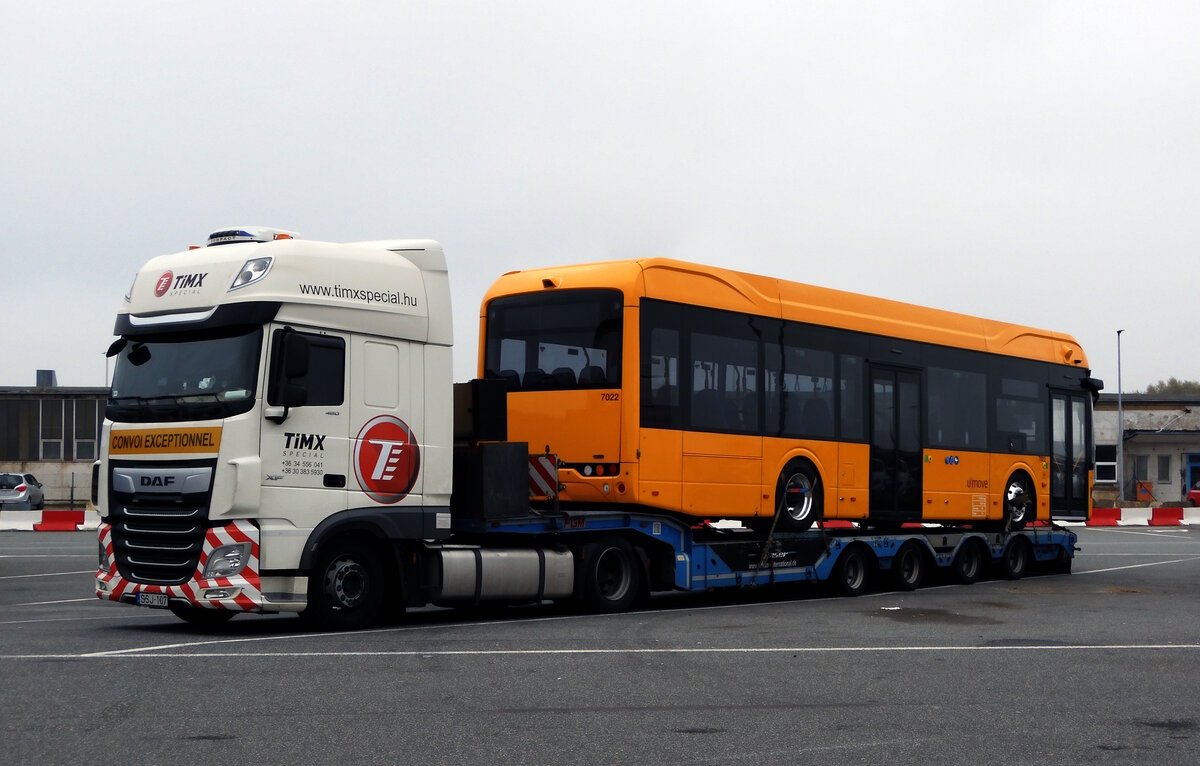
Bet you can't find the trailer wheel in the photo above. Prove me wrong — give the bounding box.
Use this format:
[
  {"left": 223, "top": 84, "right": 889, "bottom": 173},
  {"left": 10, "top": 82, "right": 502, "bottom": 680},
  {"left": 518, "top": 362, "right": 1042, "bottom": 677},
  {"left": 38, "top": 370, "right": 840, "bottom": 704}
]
[
  {"left": 951, "top": 539, "right": 984, "bottom": 585},
  {"left": 1051, "top": 548, "right": 1073, "bottom": 574},
  {"left": 891, "top": 542, "right": 924, "bottom": 591},
  {"left": 776, "top": 460, "right": 822, "bottom": 533},
  {"left": 999, "top": 536, "right": 1032, "bottom": 580},
  {"left": 581, "top": 537, "right": 640, "bottom": 613},
  {"left": 168, "top": 603, "right": 237, "bottom": 626},
  {"left": 832, "top": 545, "right": 871, "bottom": 597},
  {"left": 1004, "top": 474, "right": 1034, "bottom": 530},
  {"left": 303, "top": 538, "right": 385, "bottom": 630}
]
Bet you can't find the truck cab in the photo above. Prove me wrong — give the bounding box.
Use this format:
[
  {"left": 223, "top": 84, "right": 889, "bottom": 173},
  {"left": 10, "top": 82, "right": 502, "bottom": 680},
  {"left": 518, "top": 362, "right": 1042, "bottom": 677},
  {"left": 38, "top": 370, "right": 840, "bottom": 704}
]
[{"left": 95, "top": 228, "right": 454, "bottom": 625}]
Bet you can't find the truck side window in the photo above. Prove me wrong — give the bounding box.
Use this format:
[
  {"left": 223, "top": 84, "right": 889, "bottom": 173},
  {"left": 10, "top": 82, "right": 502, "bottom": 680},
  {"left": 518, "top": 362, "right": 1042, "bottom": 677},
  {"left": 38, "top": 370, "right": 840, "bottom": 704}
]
[{"left": 267, "top": 331, "right": 346, "bottom": 406}]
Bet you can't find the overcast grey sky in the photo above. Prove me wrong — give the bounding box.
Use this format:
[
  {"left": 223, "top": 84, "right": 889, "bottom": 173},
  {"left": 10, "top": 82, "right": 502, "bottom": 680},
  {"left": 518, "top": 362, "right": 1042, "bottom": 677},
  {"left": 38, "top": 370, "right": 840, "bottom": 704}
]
[{"left": 3, "top": 2, "right": 1196, "bottom": 392}]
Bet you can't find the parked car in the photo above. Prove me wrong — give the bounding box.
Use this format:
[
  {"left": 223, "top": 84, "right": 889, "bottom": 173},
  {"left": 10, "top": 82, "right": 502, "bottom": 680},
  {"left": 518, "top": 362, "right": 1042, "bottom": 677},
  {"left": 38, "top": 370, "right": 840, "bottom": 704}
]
[
  {"left": 1188, "top": 481, "right": 1200, "bottom": 507},
  {"left": 0, "top": 473, "right": 44, "bottom": 509}
]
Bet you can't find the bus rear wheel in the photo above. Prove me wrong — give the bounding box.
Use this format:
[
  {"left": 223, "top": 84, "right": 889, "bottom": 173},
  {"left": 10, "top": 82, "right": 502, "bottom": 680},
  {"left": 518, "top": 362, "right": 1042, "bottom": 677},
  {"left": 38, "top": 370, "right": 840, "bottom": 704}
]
[
  {"left": 1004, "top": 474, "right": 1034, "bottom": 530},
  {"left": 775, "top": 460, "right": 822, "bottom": 533}
]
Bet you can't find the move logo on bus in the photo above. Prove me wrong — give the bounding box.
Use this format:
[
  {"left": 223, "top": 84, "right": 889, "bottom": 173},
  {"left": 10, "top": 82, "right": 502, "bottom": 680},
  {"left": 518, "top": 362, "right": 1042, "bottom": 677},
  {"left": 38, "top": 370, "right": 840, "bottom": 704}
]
[
  {"left": 353, "top": 415, "right": 420, "bottom": 503},
  {"left": 153, "top": 270, "right": 209, "bottom": 297}
]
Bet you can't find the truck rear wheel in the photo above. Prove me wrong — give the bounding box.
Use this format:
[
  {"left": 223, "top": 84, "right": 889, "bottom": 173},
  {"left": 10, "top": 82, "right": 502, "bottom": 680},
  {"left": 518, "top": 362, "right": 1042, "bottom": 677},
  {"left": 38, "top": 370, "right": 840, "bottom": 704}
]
[
  {"left": 891, "top": 542, "right": 924, "bottom": 591},
  {"left": 951, "top": 539, "right": 984, "bottom": 584},
  {"left": 580, "top": 537, "right": 640, "bottom": 613},
  {"left": 999, "top": 536, "right": 1032, "bottom": 580},
  {"left": 303, "top": 538, "right": 385, "bottom": 630},
  {"left": 832, "top": 545, "right": 871, "bottom": 597}
]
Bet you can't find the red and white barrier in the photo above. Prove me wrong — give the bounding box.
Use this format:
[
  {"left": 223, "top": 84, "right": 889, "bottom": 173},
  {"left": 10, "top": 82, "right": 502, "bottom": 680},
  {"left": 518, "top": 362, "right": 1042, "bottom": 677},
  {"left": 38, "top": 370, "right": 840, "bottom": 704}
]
[
  {"left": 1086, "top": 507, "right": 1200, "bottom": 527},
  {"left": 0, "top": 508, "right": 101, "bottom": 531}
]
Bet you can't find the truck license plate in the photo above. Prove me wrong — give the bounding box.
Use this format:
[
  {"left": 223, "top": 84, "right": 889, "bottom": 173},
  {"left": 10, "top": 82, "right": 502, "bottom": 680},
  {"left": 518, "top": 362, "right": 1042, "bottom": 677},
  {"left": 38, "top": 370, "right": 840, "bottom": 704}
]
[{"left": 137, "top": 592, "right": 169, "bottom": 608}]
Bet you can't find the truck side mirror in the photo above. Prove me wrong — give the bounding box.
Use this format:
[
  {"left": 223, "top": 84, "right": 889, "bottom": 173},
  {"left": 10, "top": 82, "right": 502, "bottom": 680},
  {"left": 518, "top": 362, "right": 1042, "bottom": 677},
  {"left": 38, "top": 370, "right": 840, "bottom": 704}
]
[
  {"left": 284, "top": 333, "right": 310, "bottom": 379},
  {"left": 280, "top": 381, "right": 307, "bottom": 408},
  {"left": 266, "top": 329, "right": 310, "bottom": 424}
]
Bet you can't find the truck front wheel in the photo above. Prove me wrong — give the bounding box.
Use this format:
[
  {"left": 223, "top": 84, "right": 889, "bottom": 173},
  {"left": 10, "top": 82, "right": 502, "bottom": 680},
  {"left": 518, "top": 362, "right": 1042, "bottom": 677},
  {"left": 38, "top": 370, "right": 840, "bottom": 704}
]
[
  {"left": 303, "top": 539, "right": 385, "bottom": 630},
  {"left": 580, "top": 537, "right": 640, "bottom": 613}
]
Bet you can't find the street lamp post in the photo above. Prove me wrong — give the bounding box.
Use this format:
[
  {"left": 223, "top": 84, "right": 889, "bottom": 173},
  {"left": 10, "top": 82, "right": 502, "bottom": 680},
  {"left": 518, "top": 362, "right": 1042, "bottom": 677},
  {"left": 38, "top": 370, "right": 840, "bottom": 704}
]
[{"left": 1117, "top": 329, "right": 1124, "bottom": 503}]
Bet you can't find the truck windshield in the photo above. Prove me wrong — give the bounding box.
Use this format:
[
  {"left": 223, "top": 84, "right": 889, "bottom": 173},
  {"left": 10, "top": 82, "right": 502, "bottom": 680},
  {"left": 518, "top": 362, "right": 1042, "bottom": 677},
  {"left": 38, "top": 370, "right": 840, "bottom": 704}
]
[
  {"left": 484, "top": 289, "right": 623, "bottom": 390},
  {"left": 108, "top": 326, "right": 264, "bottom": 422}
]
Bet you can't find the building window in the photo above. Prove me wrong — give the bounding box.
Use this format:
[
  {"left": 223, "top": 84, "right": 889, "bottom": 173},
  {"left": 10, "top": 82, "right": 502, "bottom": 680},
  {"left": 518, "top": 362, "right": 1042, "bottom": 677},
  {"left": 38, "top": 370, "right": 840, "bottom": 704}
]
[
  {"left": 1158, "top": 455, "right": 1171, "bottom": 483},
  {"left": 1095, "top": 444, "right": 1117, "bottom": 484},
  {"left": 73, "top": 399, "right": 98, "bottom": 462},
  {"left": 1133, "top": 455, "right": 1149, "bottom": 482},
  {"left": 41, "top": 399, "right": 63, "bottom": 461}
]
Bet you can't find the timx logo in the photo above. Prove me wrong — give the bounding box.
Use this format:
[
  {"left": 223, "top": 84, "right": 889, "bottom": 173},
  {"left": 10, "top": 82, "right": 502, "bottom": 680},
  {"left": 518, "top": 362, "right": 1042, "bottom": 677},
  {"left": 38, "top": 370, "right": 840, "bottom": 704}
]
[
  {"left": 369, "top": 439, "right": 407, "bottom": 481},
  {"left": 284, "top": 432, "right": 326, "bottom": 450},
  {"left": 353, "top": 415, "right": 420, "bottom": 503},
  {"left": 153, "top": 270, "right": 209, "bottom": 298}
]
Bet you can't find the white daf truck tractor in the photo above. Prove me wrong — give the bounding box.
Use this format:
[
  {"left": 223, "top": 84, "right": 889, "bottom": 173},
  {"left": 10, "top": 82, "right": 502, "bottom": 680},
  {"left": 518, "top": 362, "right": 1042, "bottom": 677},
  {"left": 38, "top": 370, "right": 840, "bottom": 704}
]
[{"left": 94, "top": 227, "right": 1078, "bottom": 630}]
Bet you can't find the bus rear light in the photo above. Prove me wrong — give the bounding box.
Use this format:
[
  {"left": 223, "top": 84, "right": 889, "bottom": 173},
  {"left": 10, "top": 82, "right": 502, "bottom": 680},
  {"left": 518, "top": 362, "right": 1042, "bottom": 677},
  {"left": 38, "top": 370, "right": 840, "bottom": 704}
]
[{"left": 580, "top": 463, "right": 620, "bottom": 477}]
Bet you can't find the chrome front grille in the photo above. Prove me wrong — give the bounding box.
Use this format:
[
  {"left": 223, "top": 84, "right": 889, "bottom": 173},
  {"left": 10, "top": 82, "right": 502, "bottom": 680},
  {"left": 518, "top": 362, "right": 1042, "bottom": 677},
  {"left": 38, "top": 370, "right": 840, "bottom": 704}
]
[{"left": 108, "top": 461, "right": 216, "bottom": 585}]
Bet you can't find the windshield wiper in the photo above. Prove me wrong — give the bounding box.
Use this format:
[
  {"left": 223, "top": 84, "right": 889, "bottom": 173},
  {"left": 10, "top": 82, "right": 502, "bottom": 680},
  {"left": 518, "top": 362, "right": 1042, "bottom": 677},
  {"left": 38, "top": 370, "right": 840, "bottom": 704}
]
[{"left": 109, "top": 395, "right": 184, "bottom": 418}]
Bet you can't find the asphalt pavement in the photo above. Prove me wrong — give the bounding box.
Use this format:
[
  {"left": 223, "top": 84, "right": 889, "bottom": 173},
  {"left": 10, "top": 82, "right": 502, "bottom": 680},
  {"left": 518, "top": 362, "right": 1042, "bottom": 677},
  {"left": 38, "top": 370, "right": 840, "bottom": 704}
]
[{"left": 2, "top": 527, "right": 1199, "bottom": 765}]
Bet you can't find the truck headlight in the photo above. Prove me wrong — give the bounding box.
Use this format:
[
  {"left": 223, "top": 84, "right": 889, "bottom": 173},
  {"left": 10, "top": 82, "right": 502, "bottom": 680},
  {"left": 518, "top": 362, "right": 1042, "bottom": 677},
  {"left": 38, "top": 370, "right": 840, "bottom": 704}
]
[
  {"left": 203, "top": 543, "right": 252, "bottom": 579},
  {"left": 229, "top": 257, "right": 273, "bottom": 290},
  {"left": 98, "top": 539, "right": 111, "bottom": 572}
]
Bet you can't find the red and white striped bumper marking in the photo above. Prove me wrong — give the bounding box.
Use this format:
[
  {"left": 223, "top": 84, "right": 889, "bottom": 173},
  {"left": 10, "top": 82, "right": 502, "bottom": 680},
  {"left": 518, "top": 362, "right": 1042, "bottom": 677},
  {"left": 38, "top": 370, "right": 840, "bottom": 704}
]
[
  {"left": 529, "top": 455, "right": 559, "bottom": 498},
  {"left": 95, "top": 519, "right": 263, "bottom": 612}
]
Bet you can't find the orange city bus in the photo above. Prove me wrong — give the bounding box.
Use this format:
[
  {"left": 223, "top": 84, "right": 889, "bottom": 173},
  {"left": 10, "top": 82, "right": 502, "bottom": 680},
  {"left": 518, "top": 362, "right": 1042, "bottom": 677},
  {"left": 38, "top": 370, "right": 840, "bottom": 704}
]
[{"left": 479, "top": 258, "right": 1101, "bottom": 531}]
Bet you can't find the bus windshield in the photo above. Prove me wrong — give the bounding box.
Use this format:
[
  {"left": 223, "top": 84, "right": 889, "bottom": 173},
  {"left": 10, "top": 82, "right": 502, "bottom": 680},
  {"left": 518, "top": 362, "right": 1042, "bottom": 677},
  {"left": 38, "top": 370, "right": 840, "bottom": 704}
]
[
  {"left": 485, "top": 289, "right": 623, "bottom": 390},
  {"left": 108, "top": 326, "right": 264, "bottom": 422}
]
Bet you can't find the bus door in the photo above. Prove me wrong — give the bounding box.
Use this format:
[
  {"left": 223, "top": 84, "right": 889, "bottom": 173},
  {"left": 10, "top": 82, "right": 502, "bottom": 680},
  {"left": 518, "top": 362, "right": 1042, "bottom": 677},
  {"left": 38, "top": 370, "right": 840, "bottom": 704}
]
[
  {"left": 1050, "top": 391, "right": 1091, "bottom": 520},
  {"left": 869, "top": 366, "right": 922, "bottom": 522}
]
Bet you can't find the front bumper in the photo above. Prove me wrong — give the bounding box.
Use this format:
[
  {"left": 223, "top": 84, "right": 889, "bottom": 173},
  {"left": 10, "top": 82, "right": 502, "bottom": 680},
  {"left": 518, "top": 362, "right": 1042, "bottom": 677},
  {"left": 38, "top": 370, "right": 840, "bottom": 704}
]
[{"left": 95, "top": 519, "right": 266, "bottom": 613}]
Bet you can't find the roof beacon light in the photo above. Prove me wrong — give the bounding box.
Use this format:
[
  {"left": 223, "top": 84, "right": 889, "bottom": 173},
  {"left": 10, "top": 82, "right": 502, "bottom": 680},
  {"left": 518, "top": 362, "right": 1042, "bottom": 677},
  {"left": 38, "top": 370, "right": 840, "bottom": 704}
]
[
  {"left": 206, "top": 226, "right": 300, "bottom": 247},
  {"left": 229, "top": 256, "right": 274, "bottom": 291}
]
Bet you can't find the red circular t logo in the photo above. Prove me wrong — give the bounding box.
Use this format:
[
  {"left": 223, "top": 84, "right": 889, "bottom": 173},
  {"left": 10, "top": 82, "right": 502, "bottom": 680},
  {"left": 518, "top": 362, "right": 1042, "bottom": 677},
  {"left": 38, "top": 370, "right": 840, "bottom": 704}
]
[
  {"left": 154, "top": 271, "right": 173, "bottom": 297},
  {"left": 353, "top": 415, "right": 420, "bottom": 503}
]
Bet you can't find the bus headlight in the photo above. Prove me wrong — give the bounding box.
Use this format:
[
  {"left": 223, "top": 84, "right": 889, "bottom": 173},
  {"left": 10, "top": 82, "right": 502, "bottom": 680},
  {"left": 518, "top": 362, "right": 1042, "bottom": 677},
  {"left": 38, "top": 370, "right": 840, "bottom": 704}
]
[{"left": 203, "top": 543, "right": 251, "bottom": 579}]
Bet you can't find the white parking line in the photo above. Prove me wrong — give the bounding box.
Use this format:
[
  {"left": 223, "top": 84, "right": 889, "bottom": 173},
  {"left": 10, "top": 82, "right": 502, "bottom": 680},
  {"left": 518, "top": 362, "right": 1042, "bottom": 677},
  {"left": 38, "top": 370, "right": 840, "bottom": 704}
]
[
  {"left": 1074, "top": 556, "right": 1200, "bottom": 575},
  {"left": 0, "top": 570, "right": 95, "bottom": 580},
  {"left": 14, "top": 597, "right": 97, "bottom": 606},
  {"left": 0, "top": 555, "right": 95, "bottom": 558},
  {"left": 1087, "top": 527, "right": 1193, "bottom": 538},
  {"left": 5, "top": 643, "right": 1200, "bottom": 661}
]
